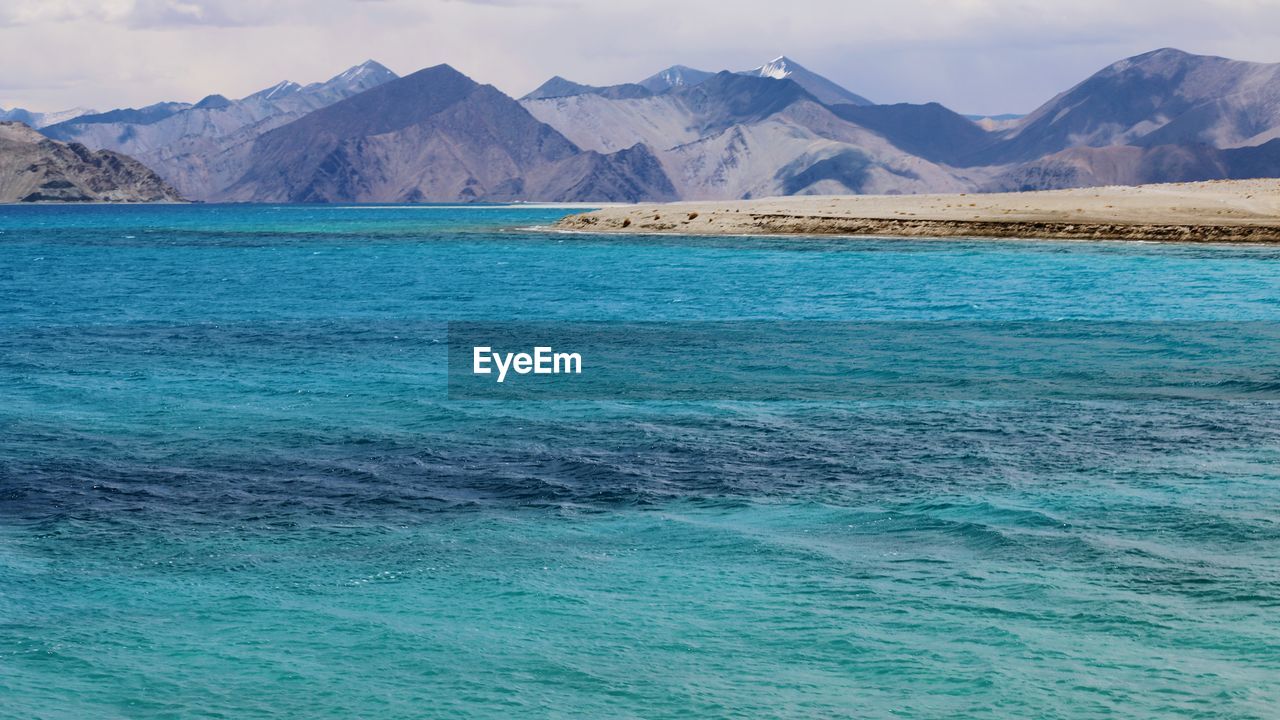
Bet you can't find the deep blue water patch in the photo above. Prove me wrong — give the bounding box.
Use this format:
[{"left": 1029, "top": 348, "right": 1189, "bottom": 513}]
[{"left": 1, "top": 204, "right": 1279, "bottom": 718}]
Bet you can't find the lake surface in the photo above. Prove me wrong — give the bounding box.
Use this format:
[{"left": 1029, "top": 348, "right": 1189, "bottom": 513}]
[{"left": 2, "top": 205, "right": 1279, "bottom": 718}]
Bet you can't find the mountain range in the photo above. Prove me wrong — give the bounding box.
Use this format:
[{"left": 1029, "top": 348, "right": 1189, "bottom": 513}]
[
  {"left": 38, "top": 60, "right": 399, "bottom": 200},
  {"left": 0, "top": 106, "right": 96, "bottom": 129},
  {"left": 223, "top": 65, "right": 675, "bottom": 203},
  {"left": 3, "top": 48, "right": 1280, "bottom": 203}
]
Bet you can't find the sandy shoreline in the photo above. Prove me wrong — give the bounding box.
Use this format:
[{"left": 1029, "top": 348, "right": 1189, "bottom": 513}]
[{"left": 556, "top": 179, "right": 1280, "bottom": 243}]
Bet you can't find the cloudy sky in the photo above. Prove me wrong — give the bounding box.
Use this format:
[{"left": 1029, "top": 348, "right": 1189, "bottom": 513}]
[{"left": 2, "top": 0, "right": 1279, "bottom": 115}]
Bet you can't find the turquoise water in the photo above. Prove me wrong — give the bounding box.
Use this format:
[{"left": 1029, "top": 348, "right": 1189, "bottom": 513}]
[{"left": 2, "top": 205, "right": 1279, "bottom": 718}]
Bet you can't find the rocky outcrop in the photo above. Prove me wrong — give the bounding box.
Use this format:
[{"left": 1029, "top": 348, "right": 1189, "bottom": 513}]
[{"left": 0, "top": 122, "right": 182, "bottom": 203}]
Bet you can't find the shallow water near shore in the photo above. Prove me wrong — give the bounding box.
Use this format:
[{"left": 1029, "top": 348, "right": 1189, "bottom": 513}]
[{"left": 2, "top": 204, "right": 1279, "bottom": 718}]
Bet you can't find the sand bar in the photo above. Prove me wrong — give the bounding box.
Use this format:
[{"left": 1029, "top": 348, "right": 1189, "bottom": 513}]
[{"left": 556, "top": 179, "right": 1280, "bottom": 243}]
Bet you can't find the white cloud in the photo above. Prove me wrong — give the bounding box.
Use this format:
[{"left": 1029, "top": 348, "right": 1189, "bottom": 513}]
[{"left": 0, "top": 0, "right": 125, "bottom": 25}]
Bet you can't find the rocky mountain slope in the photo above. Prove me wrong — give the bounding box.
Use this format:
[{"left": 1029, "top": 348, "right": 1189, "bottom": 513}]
[
  {"left": 743, "top": 56, "right": 872, "bottom": 106},
  {"left": 38, "top": 61, "right": 397, "bottom": 200},
  {"left": 976, "top": 48, "right": 1280, "bottom": 164},
  {"left": 0, "top": 121, "right": 182, "bottom": 203},
  {"left": 985, "top": 139, "right": 1280, "bottom": 191},
  {"left": 827, "top": 102, "right": 996, "bottom": 165},
  {"left": 223, "top": 65, "right": 675, "bottom": 203},
  {"left": 522, "top": 70, "right": 978, "bottom": 198}
]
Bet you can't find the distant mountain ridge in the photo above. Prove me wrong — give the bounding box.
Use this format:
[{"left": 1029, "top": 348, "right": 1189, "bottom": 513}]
[
  {"left": 638, "top": 65, "right": 716, "bottom": 94},
  {"left": 20, "top": 47, "right": 1280, "bottom": 203},
  {"left": 0, "top": 106, "right": 96, "bottom": 129},
  {"left": 38, "top": 60, "right": 399, "bottom": 199},
  {"left": 520, "top": 55, "right": 869, "bottom": 106},
  {"left": 44, "top": 102, "right": 195, "bottom": 131},
  {"left": 522, "top": 77, "right": 653, "bottom": 101}
]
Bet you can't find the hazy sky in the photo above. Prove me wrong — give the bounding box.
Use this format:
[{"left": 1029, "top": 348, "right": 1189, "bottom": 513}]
[{"left": 3, "top": 0, "right": 1279, "bottom": 115}]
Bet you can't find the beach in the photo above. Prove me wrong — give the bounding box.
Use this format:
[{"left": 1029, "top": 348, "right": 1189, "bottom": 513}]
[{"left": 557, "top": 179, "right": 1280, "bottom": 242}]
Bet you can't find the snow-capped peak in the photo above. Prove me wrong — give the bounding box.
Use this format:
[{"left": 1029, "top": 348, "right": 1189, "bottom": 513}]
[
  {"left": 660, "top": 66, "right": 697, "bottom": 86},
  {"left": 33, "top": 107, "right": 97, "bottom": 127},
  {"left": 636, "top": 65, "right": 716, "bottom": 94},
  {"left": 329, "top": 61, "right": 396, "bottom": 88},
  {"left": 264, "top": 81, "right": 301, "bottom": 100},
  {"left": 339, "top": 62, "right": 376, "bottom": 81},
  {"left": 755, "top": 56, "right": 798, "bottom": 80}
]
